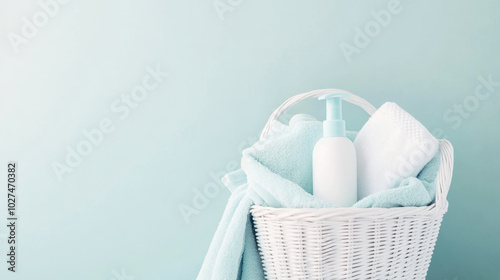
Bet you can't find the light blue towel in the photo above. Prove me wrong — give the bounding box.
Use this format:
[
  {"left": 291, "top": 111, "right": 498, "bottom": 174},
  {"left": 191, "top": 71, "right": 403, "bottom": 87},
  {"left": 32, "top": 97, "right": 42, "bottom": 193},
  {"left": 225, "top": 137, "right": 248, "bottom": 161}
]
[{"left": 197, "top": 114, "right": 441, "bottom": 280}]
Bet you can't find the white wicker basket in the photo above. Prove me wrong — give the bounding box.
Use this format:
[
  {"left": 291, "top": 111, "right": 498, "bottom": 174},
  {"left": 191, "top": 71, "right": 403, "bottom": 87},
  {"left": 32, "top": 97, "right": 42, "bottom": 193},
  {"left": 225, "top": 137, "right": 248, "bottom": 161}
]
[{"left": 250, "top": 89, "right": 454, "bottom": 280}]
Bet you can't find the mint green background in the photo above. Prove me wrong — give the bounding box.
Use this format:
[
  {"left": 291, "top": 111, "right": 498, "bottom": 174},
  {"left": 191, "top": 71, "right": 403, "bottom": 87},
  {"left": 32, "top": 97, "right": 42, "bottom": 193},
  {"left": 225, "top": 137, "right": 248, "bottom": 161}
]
[{"left": 0, "top": 0, "right": 499, "bottom": 279}]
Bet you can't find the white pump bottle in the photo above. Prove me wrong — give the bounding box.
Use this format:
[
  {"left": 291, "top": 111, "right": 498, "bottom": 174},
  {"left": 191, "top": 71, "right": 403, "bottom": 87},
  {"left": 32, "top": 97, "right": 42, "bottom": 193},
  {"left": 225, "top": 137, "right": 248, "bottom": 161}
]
[{"left": 313, "top": 93, "right": 357, "bottom": 207}]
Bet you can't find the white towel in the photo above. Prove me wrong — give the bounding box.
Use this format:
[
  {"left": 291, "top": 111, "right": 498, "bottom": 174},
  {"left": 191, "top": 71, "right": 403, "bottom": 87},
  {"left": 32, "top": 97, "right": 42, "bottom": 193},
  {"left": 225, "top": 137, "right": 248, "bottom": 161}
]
[{"left": 354, "top": 102, "right": 439, "bottom": 200}]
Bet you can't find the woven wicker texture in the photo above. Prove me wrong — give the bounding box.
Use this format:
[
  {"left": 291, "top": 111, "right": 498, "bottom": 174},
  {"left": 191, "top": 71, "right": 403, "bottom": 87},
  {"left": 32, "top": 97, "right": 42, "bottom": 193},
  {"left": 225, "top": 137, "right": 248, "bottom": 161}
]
[{"left": 251, "top": 90, "right": 454, "bottom": 280}]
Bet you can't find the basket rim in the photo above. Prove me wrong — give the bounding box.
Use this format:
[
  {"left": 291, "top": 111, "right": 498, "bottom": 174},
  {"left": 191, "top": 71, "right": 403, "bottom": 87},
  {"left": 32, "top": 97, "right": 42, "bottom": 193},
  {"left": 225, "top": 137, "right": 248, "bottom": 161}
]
[{"left": 251, "top": 202, "right": 448, "bottom": 221}]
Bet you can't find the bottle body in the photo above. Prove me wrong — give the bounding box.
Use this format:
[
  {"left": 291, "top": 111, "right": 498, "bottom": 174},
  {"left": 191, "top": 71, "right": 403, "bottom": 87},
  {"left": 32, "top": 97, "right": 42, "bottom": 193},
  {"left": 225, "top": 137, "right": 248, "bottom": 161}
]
[{"left": 313, "top": 137, "right": 357, "bottom": 207}]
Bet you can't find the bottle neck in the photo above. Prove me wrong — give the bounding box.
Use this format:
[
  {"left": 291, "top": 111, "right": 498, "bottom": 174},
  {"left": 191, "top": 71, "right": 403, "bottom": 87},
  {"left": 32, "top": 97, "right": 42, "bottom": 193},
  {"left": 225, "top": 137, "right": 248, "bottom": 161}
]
[{"left": 323, "top": 120, "right": 346, "bottom": 137}]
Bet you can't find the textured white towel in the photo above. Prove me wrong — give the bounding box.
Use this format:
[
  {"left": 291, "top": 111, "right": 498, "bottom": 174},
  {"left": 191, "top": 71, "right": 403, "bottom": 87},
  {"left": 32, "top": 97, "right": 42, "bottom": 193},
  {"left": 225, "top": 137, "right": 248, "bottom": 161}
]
[{"left": 354, "top": 102, "right": 439, "bottom": 200}]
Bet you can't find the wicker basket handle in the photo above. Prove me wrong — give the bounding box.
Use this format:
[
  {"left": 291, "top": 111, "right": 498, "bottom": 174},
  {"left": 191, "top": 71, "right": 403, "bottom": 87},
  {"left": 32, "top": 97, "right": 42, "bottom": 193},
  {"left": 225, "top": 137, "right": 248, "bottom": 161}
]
[
  {"left": 260, "top": 89, "right": 377, "bottom": 139},
  {"left": 259, "top": 88, "right": 453, "bottom": 210},
  {"left": 435, "top": 139, "right": 454, "bottom": 210}
]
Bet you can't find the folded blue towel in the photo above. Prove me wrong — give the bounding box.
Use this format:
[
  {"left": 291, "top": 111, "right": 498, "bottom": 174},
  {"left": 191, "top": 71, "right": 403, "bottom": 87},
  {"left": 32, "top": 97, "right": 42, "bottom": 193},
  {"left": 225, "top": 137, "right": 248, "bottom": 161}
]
[{"left": 197, "top": 114, "right": 440, "bottom": 280}]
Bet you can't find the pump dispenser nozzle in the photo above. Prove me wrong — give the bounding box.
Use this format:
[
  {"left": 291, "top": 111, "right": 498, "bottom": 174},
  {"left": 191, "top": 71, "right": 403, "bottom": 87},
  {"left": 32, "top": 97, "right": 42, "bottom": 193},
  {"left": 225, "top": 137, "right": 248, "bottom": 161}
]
[{"left": 318, "top": 93, "right": 350, "bottom": 137}]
